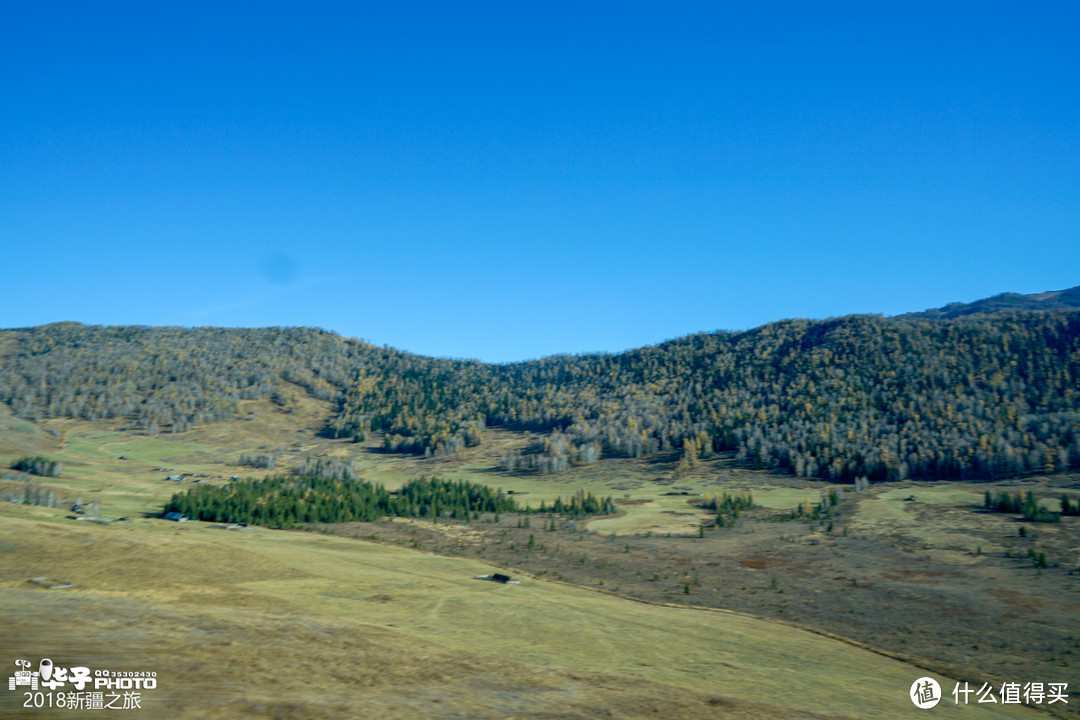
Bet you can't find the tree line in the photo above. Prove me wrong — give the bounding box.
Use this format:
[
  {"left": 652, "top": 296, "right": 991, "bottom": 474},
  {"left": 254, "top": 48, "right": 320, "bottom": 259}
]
[
  {"left": 535, "top": 490, "right": 617, "bottom": 519},
  {"left": 12, "top": 455, "right": 63, "bottom": 477},
  {"left": 4, "top": 310, "right": 1080, "bottom": 483},
  {"left": 163, "top": 474, "right": 614, "bottom": 529},
  {"left": 983, "top": 489, "right": 1079, "bottom": 523},
  {"left": 700, "top": 491, "right": 756, "bottom": 527}
]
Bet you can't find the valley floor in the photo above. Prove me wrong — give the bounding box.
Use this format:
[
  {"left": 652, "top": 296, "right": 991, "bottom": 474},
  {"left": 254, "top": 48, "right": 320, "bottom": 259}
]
[
  {"left": 0, "top": 402, "right": 1077, "bottom": 718},
  {"left": 0, "top": 507, "right": 1052, "bottom": 720}
]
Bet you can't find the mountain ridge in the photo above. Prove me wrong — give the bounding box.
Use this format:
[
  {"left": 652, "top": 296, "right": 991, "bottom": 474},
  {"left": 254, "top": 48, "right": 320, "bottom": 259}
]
[
  {"left": 899, "top": 284, "right": 1080, "bottom": 320},
  {"left": 2, "top": 289, "right": 1079, "bottom": 484}
]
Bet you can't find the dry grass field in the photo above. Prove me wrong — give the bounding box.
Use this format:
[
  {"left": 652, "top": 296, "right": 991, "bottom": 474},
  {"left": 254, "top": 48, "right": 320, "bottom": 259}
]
[
  {"left": 0, "top": 399, "right": 1076, "bottom": 718},
  {"left": 0, "top": 507, "right": 1049, "bottom": 720}
]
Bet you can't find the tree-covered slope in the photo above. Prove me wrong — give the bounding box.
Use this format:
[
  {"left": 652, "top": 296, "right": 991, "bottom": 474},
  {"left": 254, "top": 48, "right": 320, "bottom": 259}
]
[
  {"left": 0, "top": 323, "right": 358, "bottom": 432},
  {"left": 2, "top": 310, "right": 1079, "bottom": 483},
  {"left": 902, "top": 284, "right": 1080, "bottom": 319}
]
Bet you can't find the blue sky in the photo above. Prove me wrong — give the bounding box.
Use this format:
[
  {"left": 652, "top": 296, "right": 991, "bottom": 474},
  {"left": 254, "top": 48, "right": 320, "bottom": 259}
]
[{"left": 2, "top": 2, "right": 1077, "bottom": 362}]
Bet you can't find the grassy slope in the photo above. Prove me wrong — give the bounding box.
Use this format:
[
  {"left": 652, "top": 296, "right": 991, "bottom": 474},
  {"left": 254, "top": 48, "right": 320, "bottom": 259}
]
[
  {"left": 1, "top": 397, "right": 834, "bottom": 536},
  {"left": 0, "top": 401, "right": 1068, "bottom": 718},
  {"left": 0, "top": 507, "right": 1040, "bottom": 720}
]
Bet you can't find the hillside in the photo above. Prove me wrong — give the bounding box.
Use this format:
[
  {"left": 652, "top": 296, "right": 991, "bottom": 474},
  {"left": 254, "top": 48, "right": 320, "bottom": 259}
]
[
  {"left": 0, "top": 391, "right": 1076, "bottom": 717},
  {"left": 902, "top": 285, "right": 1080, "bottom": 319},
  {"left": 2, "top": 309, "right": 1079, "bottom": 484},
  {"left": 0, "top": 503, "right": 1050, "bottom": 720}
]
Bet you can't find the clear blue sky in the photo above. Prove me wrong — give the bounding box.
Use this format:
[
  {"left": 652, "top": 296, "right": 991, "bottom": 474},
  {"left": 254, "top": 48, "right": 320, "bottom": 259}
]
[{"left": 2, "top": 2, "right": 1077, "bottom": 362}]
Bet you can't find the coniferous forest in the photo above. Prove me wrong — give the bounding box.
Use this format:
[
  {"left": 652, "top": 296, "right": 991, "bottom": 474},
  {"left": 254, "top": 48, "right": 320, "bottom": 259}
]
[
  {"left": 163, "top": 475, "right": 612, "bottom": 528},
  {"left": 3, "top": 308, "right": 1080, "bottom": 484}
]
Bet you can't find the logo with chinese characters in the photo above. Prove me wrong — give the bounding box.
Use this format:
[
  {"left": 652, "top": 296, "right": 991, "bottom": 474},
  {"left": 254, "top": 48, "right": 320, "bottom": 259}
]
[
  {"left": 908, "top": 675, "right": 1071, "bottom": 709},
  {"left": 953, "top": 680, "right": 1069, "bottom": 706},
  {"left": 7, "top": 659, "right": 158, "bottom": 711},
  {"left": 910, "top": 677, "right": 941, "bottom": 709}
]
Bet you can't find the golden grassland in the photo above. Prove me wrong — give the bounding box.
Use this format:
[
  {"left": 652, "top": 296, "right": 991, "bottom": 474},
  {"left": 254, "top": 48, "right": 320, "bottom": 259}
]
[
  {"left": 0, "top": 507, "right": 1044, "bottom": 720},
  {"left": 0, "top": 399, "right": 1075, "bottom": 718}
]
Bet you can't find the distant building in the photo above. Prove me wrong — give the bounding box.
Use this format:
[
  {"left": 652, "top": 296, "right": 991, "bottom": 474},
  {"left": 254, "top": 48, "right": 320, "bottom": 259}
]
[{"left": 163, "top": 512, "right": 187, "bottom": 522}]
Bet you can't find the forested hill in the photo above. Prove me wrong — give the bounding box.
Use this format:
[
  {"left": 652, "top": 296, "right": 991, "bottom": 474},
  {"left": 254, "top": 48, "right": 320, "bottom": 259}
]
[
  {"left": 902, "top": 285, "right": 1080, "bottom": 320},
  {"left": 2, "top": 311, "right": 1079, "bottom": 483}
]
